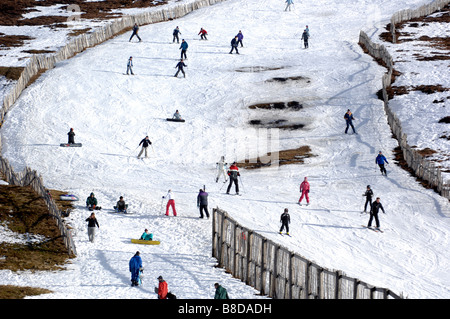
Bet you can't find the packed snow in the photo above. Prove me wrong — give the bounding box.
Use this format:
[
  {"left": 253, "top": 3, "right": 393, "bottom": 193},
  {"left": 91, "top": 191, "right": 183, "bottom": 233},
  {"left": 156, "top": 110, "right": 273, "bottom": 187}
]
[{"left": 0, "top": 0, "right": 449, "bottom": 299}]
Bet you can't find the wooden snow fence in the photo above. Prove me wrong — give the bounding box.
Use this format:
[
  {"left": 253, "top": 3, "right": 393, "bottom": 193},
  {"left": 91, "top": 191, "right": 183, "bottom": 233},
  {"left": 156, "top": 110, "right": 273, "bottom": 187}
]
[
  {"left": 212, "top": 208, "right": 402, "bottom": 299},
  {"left": 358, "top": 0, "right": 450, "bottom": 200}
]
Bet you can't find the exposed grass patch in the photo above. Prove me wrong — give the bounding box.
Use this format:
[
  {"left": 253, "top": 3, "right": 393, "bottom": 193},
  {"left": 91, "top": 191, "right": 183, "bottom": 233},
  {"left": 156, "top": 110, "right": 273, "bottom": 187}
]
[
  {"left": 0, "top": 285, "right": 52, "bottom": 299},
  {"left": 238, "top": 146, "right": 315, "bottom": 169},
  {"left": 0, "top": 66, "right": 25, "bottom": 81},
  {"left": 0, "top": 185, "right": 73, "bottom": 272}
]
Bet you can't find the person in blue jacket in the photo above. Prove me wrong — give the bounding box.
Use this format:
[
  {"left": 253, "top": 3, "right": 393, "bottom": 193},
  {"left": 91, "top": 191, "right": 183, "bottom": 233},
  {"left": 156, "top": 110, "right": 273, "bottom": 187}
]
[
  {"left": 129, "top": 251, "right": 143, "bottom": 286},
  {"left": 375, "top": 151, "right": 388, "bottom": 175},
  {"left": 179, "top": 39, "right": 188, "bottom": 59},
  {"left": 344, "top": 109, "right": 356, "bottom": 134},
  {"left": 197, "top": 189, "right": 209, "bottom": 219},
  {"left": 129, "top": 23, "right": 142, "bottom": 42}
]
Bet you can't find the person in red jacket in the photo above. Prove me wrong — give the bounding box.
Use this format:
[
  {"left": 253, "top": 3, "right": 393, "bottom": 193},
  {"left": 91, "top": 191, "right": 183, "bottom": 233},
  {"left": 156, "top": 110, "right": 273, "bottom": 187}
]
[
  {"left": 226, "top": 162, "right": 240, "bottom": 195},
  {"left": 156, "top": 275, "right": 168, "bottom": 299},
  {"left": 298, "top": 177, "right": 310, "bottom": 206},
  {"left": 198, "top": 28, "right": 208, "bottom": 40}
]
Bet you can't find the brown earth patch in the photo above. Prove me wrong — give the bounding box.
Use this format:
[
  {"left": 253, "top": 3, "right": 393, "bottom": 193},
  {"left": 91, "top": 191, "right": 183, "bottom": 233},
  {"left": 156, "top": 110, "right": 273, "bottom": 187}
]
[
  {"left": 0, "top": 66, "right": 25, "bottom": 80},
  {"left": 266, "top": 76, "right": 310, "bottom": 83},
  {"left": 438, "top": 116, "right": 450, "bottom": 124},
  {"left": 249, "top": 101, "right": 303, "bottom": 110},
  {"left": 238, "top": 146, "right": 315, "bottom": 169},
  {"left": 0, "top": 285, "right": 52, "bottom": 299},
  {"left": 0, "top": 34, "right": 35, "bottom": 48},
  {"left": 386, "top": 85, "right": 449, "bottom": 99},
  {"left": 235, "top": 66, "right": 284, "bottom": 73},
  {"left": 21, "top": 49, "right": 56, "bottom": 54}
]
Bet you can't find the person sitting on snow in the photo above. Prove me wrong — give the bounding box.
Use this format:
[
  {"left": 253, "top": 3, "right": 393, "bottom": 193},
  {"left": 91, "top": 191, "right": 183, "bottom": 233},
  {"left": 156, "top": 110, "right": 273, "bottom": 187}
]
[
  {"left": 173, "top": 110, "right": 183, "bottom": 120},
  {"left": 114, "top": 196, "right": 128, "bottom": 213},
  {"left": 86, "top": 192, "right": 101, "bottom": 211},
  {"left": 140, "top": 229, "right": 153, "bottom": 241}
]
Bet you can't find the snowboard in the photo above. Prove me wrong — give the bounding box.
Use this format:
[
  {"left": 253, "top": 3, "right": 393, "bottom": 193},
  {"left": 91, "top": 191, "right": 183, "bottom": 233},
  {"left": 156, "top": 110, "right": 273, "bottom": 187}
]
[
  {"left": 60, "top": 194, "right": 79, "bottom": 201},
  {"left": 60, "top": 143, "right": 82, "bottom": 147},
  {"left": 166, "top": 118, "right": 185, "bottom": 123},
  {"left": 131, "top": 239, "right": 161, "bottom": 245}
]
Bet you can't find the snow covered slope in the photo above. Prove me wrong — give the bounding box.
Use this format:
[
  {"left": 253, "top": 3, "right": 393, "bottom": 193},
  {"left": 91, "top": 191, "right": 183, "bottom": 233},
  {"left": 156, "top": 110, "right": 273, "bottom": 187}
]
[{"left": 0, "top": 0, "right": 449, "bottom": 299}]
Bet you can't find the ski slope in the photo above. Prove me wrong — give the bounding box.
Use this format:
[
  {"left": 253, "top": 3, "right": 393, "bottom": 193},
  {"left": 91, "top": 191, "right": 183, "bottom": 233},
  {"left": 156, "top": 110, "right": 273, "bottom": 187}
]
[{"left": 1, "top": 0, "right": 449, "bottom": 299}]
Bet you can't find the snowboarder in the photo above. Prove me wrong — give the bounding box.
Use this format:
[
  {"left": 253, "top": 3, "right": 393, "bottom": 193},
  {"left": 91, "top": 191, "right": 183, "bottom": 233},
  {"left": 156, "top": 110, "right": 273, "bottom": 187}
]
[
  {"left": 126, "top": 56, "right": 134, "bottom": 75},
  {"left": 367, "top": 197, "right": 386, "bottom": 230},
  {"left": 236, "top": 30, "right": 244, "bottom": 47},
  {"left": 179, "top": 39, "right": 188, "bottom": 59},
  {"left": 137, "top": 136, "right": 152, "bottom": 159},
  {"left": 362, "top": 185, "right": 373, "bottom": 213},
  {"left": 214, "top": 283, "right": 229, "bottom": 299},
  {"left": 344, "top": 109, "right": 356, "bottom": 134},
  {"left": 140, "top": 229, "right": 153, "bottom": 241},
  {"left": 67, "top": 128, "right": 75, "bottom": 144},
  {"left": 279, "top": 208, "right": 290, "bottom": 235},
  {"left": 173, "top": 26, "right": 181, "bottom": 43},
  {"left": 156, "top": 275, "right": 168, "bottom": 299},
  {"left": 301, "top": 29, "right": 309, "bottom": 48},
  {"left": 129, "top": 251, "right": 143, "bottom": 287},
  {"left": 197, "top": 188, "right": 209, "bottom": 219},
  {"left": 375, "top": 151, "right": 389, "bottom": 176},
  {"left": 173, "top": 110, "right": 183, "bottom": 120},
  {"left": 163, "top": 189, "right": 177, "bottom": 216},
  {"left": 226, "top": 162, "right": 240, "bottom": 195},
  {"left": 298, "top": 177, "right": 310, "bottom": 206},
  {"left": 230, "top": 36, "right": 239, "bottom": 54},
  {"left": 114, "top": 196, "right": 128, "bottom": 213},
  {"left": 285, "top": 0, "right": 294, "bottom": 11},
  {"left": 86, "top": 192, "right": 101, "bottom": 211},
  {"left": 85, "top": 212, "right": 99, "bottom": 243},
  {"left": 174, "top": 59, "right": 187, "bottom": 78},
  {"left": 215, "top": 156, "right": 228, "bottom": 183},
  {"left": 129, "top": 23, "right": 142, "bottom": 42},
  {"left": 198, "top": 28, "right": 208, "bottom": 40}
]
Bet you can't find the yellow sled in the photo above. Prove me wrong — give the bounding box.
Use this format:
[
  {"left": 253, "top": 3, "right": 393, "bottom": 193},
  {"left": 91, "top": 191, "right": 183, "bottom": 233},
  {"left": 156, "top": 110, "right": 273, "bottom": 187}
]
[{"left": 131, "top": 239, "right": 160, "bottom": 245}]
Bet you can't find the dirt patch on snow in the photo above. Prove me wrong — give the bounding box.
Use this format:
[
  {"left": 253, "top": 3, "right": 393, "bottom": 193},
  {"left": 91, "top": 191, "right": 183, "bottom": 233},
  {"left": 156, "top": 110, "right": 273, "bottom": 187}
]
[{"left": 238, "top": 146, "right": 315, "bottom": 169}]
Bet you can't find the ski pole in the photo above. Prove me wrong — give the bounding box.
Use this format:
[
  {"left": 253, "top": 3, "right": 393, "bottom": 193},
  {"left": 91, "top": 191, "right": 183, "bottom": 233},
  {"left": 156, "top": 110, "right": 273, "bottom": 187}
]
[
  {"left": 160, "top": 197, "right": 164, "bottom": 214},
  {"left": 238, "top": 175, "right": 245, "bottom": 192}
]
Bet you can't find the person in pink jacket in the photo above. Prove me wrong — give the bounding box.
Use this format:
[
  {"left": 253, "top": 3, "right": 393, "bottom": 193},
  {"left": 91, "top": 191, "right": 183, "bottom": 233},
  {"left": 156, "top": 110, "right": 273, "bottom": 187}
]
[{"left": 298, "top": 177, "right": 310, "bottom": 206}]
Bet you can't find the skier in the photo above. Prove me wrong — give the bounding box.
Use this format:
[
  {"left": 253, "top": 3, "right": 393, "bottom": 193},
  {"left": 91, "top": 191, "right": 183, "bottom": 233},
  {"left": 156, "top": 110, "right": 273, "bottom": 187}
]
[
  {"left": 114, "top": 196, "right": 128, "bottom": 213},
  {"left": 214, "top": 283, "right": 229, "bottom": 299},
  {"left": 86, "top": 192, "right": 101, "bottom": 211},
  {"left": 156, "top": 275, "right": 168, "bottom": 299},
  {"left": 279, "top": 208, "right": 290, "bottom": 235},
  {"left": 198, "top": 28, "right": 208, "bottom": 40},
  {"left": 126, "top": 56, "right": 134, "bottom": 75},
  {"left": 140, "top": 229, "right": 153, "bottom": 241},
  {"left": 301, "top": 29, "right": 309, "bottom": 48},
  {"left": 285, "top": 0, "right": 294, "bottom": 11},
  {"left": 215, "top": 156, "right": 228, "bottom": 183},
  {"left": 173, "top": 26, "right": 181, "bottom": 43},
  {"left": 68, "top": 128, "right": 75, "bottom": 144},
  {"left": 344, "top": 109, "right": 356, "bottom": 134},
  {"left": 298, "top": 177, "right": 310, "bottom": 206},
  {"left": 179, "top": 39, "right": 188, "bottom": 60},
  {"left": 367, "top": 197, "right": 386, "bottom": 230},
  {"left": 197, "top": 188, "right": 209, "bottom": 219},
  {"left": 129, "top": 251, "right": 143, "bottom": 287},
  {"left": 305, "top": 25, "right": 310, "bottom": 37},
  {"left": 174, "top": 59, "right": 187, "bottom": 78},
  {"left": 236, "top": 30, "right": 244, "bottom": 47},
  {"left": 173, "top": 110, "right": 183, "bottom": 120},
  {"left": 137, "top": 136, "right": 152, "bottom": 159},
  {"left": 362, "top": 185, "right": 373, "bottom": 213},
  {"left": 229, "top": 36, "right": 239, "bottom": 54},
  {"left": 375, "top": 151, "right": 389, "bottom": 176},
  {"left": 85, "top": 212, "right": 99, "bottom": 243},
  {"left": 226, "top": 162, "right": 240, "bottom": 195},
  {"left": 129, "top": 23, "right": 142, "bottom": 42},
  {"left": 163, "top": 189, "right": 177, "bottom": 216}
]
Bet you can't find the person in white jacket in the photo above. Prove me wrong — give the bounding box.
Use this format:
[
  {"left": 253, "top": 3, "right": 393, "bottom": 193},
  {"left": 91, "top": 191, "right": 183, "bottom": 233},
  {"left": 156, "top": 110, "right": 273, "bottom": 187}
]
[
  {"left": 215, "top": 156, "right": 228, "bottom": 183},
  {"left": 163, "top": 189, "right": 177, "bottom": 216}
]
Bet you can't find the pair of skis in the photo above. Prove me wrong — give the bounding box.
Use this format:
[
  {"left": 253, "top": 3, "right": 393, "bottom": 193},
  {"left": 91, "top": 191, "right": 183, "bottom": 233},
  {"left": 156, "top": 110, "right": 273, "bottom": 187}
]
[{"left": 362, "top": 225, "right": 384, "bottom": 233}]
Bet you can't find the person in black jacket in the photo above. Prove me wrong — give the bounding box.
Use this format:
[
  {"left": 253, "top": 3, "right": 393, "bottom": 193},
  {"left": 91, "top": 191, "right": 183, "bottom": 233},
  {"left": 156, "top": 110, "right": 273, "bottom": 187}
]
[
  {"left": 174, "top": 59, "right": 187, "bottom": 78},
  {"left": 137, "top": 136, "right": 152, "bottom": 158},
  {"left": 68, "top": 128, "right": 75, "bottom": 144},
  {"left": 279, "top": 208, "right": 290, "bottom": 235},
  {"left": 367, "top": 197, "right": 386, "bottom": 229},
  {"left": 197, "top": 189, "right": 209, "bottom": 219},
  {"left": 85, "top": 212, "right": 99, "bottom": 242},
  {"left": 173, "top": 26, "right": 181, "bottom": 43},
  {"left": 229, "top": 36, "right": 239, "bottom": 54},
  {"left": 129, "top": 23, "right": 142, "bottom": 42},
  {"left": 362, "top": 185, "right": 373, "bottom": 213}
]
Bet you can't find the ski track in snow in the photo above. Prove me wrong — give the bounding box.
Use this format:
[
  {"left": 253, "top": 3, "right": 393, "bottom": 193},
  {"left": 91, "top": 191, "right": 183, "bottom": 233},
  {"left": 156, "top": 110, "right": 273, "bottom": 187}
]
[{"left": 0, "top": 0, "right": 449, "bottom": 299}]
